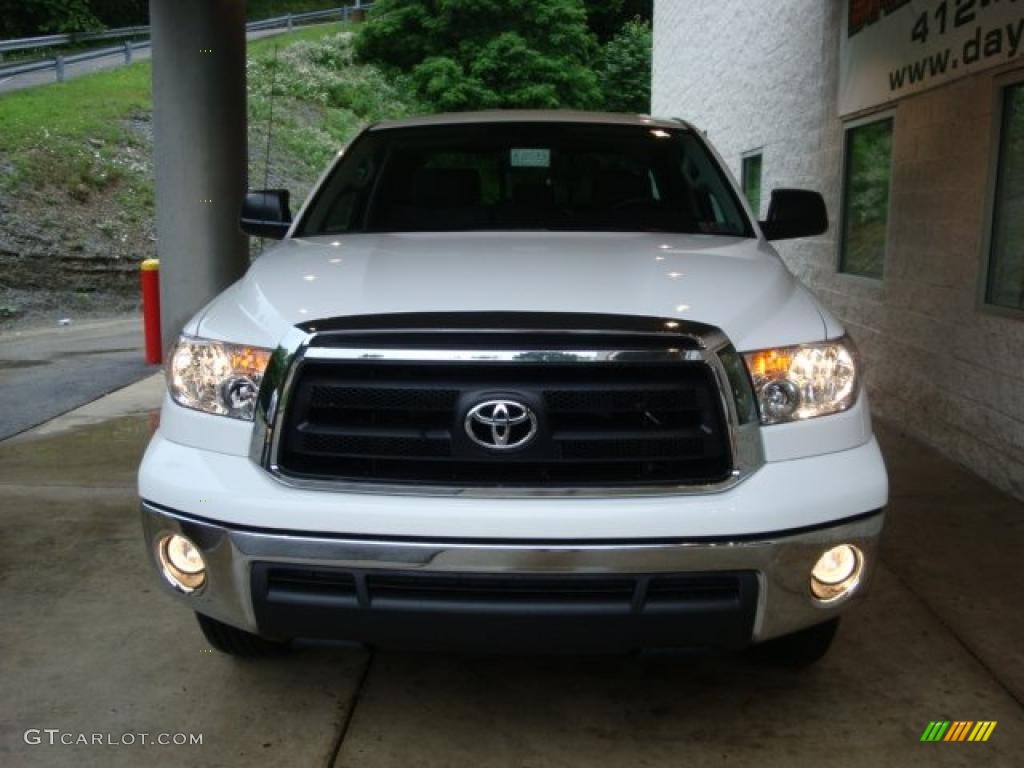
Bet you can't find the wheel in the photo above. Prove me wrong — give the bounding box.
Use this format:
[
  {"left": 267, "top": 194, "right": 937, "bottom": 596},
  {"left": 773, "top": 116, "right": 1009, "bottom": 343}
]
[
  {"left": 195, "top": 612, "right": 290, "bottom": 658},
  {"left": 746, "top": 618, "right": 839, "bottom": 668}
]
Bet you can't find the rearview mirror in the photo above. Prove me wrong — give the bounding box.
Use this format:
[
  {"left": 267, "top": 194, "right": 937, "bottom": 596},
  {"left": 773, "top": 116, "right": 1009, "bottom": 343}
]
[
  {"left": 759, "top": 188, "right": 828, "bottom": 241},
  {"left": 241, "top": 190, "right": 292, "bottom": 239}
]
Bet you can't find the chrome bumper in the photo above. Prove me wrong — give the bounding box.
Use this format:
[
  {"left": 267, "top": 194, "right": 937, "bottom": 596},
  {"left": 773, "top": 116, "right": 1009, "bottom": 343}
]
[{"left": 141, "top": 501, "right": 884, "bottom": 644}]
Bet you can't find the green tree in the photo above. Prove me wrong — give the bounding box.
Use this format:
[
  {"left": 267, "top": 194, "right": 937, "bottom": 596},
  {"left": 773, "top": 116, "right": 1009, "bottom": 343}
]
[
  {"left": 0, "top": 0, "right": 101, "bottom": 37},
  {"left": 597, "top": 18, "right": 651, "bottom": 113},
  {"left": 582, "top": 0, "right": 652, "bottom": 42},
  {"left": 356, "top": 0, "right": 601, "bottom": 111},
  {"left": 89, "top": 0, "right": 147, "bottom": 26}
]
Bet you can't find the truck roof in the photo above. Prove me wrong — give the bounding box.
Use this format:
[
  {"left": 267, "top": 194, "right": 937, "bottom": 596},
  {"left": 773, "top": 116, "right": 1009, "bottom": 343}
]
[{"left": 369, "top": 110, "right": 690, "bottom": 132}]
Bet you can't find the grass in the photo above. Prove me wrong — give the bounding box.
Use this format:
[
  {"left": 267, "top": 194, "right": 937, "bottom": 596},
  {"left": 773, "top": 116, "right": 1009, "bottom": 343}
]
[
  {"left": 0, "top": 64, "right": 150, "bottom": 152},
  {"left": 0, "top": 22, "right": 356, "bottom": 204},
  {"left": 248, "top": 1, "right": 347, "bottom": 21},
  {"left": 0, "top": 20, "right": 417, "bottom": 263},
  {"left": 0, "top": 23, "right": 349, "bottom": 152},
  {"left": 250, "top": 21, "right": 349, "bottom": 53},
  {"left": 0, "top": 16, "right": 412, "bottom": 322},
  {"left": 0, "top": 2, "right": 343, "bottom": 62},
  {"left": 246, "top": 27, "right": 423, "bottom": 190}
]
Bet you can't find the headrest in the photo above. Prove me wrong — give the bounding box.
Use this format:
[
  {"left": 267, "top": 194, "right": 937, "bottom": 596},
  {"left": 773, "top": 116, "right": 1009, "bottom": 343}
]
[
  {"left": 511, "top": 182, "right": 554, "bottom": 207},
  {"left": 593, "top": 169, "right": 651, "bottom": 207},
  {"left": 412, "top": 168, "right": 482, "bottom": 208}
]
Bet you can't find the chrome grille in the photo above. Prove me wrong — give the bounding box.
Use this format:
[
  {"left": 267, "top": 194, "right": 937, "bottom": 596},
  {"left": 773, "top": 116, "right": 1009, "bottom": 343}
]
[
  {"left": 277, "top": 358, "right": 731, "bottom": 487},
  {"left": 251, "top": 313, "right": 763, "bottom": 496}
]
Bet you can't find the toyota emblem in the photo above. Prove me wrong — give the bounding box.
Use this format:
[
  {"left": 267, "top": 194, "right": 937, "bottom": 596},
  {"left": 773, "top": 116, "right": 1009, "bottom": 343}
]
[{"left": 464, "top": 399, "right": 538, "bottom": 450}]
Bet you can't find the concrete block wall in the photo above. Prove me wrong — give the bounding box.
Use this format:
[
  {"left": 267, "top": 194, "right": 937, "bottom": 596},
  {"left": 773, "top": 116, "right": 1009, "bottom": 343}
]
[{"left": 653, "top": 0, "right": 1024, "bottom": 500}]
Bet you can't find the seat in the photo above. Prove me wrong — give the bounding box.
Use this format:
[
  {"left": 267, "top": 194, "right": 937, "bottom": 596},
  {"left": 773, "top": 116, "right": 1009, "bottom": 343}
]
[
  {"left": 593, "top": 169, "right": 651, "bottom": 208},
  {"left": 386, "top": 167, "right": 485, "bottom": 230},
  {"left": 412, "top": 168, "right": 482, "bottom": 208}
]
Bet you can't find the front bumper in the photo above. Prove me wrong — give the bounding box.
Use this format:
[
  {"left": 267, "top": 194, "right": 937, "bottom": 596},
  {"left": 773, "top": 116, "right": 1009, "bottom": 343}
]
[{"left": 141, "top": 502, "right": 884, "bottom": 650}]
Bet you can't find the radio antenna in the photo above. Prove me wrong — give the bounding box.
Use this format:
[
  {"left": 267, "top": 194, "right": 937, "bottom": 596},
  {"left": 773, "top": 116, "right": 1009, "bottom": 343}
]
[{"left": 263, "top": 43, "right": 280, "bottom": 191}]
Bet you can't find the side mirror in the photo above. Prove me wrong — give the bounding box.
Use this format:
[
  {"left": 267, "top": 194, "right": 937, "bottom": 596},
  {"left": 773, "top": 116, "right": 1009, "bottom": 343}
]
[
  {"left": 241, "top": 190, "right": 292, "bottom": 239},
  {"left": 759, "top": 188, "right": 828, "bottom": 241}
]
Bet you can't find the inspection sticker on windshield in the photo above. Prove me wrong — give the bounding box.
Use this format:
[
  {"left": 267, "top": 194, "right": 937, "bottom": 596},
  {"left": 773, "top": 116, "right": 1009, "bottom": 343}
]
[{"left": 510, "top": 148, "right": 551, "bottom": 168}]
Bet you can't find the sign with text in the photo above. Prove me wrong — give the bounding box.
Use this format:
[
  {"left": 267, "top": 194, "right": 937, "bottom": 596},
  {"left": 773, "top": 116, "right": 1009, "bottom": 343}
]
[{"left": 840, "top": 0, "right": 1023, "bottom": 116}]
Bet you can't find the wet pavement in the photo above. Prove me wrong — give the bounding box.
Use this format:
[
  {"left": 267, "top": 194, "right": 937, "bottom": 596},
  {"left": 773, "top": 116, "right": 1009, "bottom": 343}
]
[
  {"left": 0, "top": 318, "right": 153, "bottom": 440},
  {"left": 0, "top": 394, "right": 1021, "bottom": 767}
]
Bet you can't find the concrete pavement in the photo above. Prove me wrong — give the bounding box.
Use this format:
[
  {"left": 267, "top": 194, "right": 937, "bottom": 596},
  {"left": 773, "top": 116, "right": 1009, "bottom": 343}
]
[
  {"left": 0, "top": 382, "right": 1021, "bottom": 766},
  {"left": 0, "top": 317, "right": 154, "bottom": 440}
]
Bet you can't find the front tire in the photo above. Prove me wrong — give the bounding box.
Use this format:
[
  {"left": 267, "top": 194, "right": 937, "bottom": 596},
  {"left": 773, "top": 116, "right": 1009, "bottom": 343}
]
[
  {"left": 196, "top": 613, "right": 290, "bottom": 658},
  {"left": 746, "top": 618, "right": 839, "bottom": 668}
]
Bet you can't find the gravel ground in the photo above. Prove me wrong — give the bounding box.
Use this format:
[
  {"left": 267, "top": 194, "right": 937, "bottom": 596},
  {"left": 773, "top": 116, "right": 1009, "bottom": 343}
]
[
  {"left": 0, "top": 113, "right": 315, "bottom": 332},
  {"left": 0, "top": 105, "right": 157, "bottom": 331},
  {"left": 1, "top": 26, "right": 366, "bottom": 333},
  {"left": 0, "top": 287, "right": 139, "bottom": 332}
]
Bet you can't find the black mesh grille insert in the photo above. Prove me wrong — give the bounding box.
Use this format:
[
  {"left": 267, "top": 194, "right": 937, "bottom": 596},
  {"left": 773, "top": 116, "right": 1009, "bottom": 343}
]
[
  {"left": 257, "top": 566, "right": 748, "bottom": 610},
  {"left": 251, "top": 564, "right": 760, "bottom": 650},
  {"left": 366, "top": 573, "right": 638, "bottom": 606},
  {"left": 277, "top": 354, "right": 731, "bottom": 487}
]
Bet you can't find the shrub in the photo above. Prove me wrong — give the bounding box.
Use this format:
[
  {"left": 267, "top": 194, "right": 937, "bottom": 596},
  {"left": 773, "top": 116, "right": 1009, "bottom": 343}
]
[
  {"left": 583, "top": 0, "right": 652, "bottom": 42},
  {"left": 0, "top": 0, "right": 101, "bottom": 37},
  {"left": 247, "top": 32, "right": 422, "bottom": 186},
  {"left": 356, "top": 0, "right": 601, "bottom": 111},
  {"left": 597, "top": 18, "right": 652, "bottom": 114}
]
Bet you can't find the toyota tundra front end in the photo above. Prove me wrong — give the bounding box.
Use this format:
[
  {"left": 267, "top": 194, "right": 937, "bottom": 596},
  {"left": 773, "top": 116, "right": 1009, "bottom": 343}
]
[{"left": 138, "top": 111, "right": 887, "bottom": 664}]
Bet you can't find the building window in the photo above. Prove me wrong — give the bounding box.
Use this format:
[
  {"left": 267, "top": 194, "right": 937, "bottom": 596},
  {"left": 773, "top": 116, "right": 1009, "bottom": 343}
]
[
  {"left": 839, "top": 118, "right": 893, "bottom": 279},
  {"left": 741, "top": 152, "right": 763, "bottom": 217},
  {"left": 986, "top": 83, "right": 1024, "bottom": 312}
]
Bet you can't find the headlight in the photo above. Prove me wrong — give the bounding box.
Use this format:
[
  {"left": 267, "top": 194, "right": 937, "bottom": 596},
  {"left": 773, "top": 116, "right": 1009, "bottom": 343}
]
[
  {"left": 168, "top": 336, "right": 272, "bottom": 420},
  {"left": 743, "top": 338, "right": 858, "bottom": 425}
]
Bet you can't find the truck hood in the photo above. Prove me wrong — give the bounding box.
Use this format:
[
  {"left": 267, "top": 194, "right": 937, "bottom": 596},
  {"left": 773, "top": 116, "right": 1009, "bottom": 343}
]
[{"left": 198, "top": 232, "right": 832, "bottom": 351}]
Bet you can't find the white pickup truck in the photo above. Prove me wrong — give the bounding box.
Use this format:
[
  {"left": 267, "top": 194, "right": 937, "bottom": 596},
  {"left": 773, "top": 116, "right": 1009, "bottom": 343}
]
[{"left": 139, "top": 111, "right": 887, "bottom": 664}]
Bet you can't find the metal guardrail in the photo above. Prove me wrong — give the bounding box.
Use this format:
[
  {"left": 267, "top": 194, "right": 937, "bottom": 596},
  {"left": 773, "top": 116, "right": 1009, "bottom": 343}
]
[
  {"left": 0, "top": 25, "right": 150, "bottom": 54},
  {"left": 0, "top": 40, "right": 152, "bottom": 79},
  {"left": 247, "top": 4, "right": 370, "bottom": 32},
  {"left": 0, "top": 3, "right": 371, "bottom": 83}
]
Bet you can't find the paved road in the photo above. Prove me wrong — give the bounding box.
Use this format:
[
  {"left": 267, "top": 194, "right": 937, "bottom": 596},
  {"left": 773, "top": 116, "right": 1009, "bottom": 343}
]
[
  {"left": 0, "top": 419, "right": 1022, "bottom": 766},
  {"left": 0, "top": 317, "right": 154, "bottom": 440},
  {"left": 0, "top": 27, "right": 293, "bottom": 95},
  {"left": 0, "top": 45, "right": 153, "bottom": 94}
]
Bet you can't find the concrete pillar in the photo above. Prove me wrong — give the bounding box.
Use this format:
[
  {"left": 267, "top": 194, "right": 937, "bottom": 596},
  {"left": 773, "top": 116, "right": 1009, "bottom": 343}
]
[{"left": 150, "top": 0, "right": 248, "bottom": 351}]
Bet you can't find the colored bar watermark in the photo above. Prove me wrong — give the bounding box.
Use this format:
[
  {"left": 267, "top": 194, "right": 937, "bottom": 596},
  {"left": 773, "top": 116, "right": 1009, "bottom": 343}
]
[{"left": 920, "top": 721, "right": 997, "bottom": 742}]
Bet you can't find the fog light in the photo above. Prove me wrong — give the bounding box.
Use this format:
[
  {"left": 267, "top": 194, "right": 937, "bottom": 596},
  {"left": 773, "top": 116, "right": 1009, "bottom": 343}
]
[
  {"left": 157, "top": 533, "right": 206, "bottom": 593},
  {"left": 810, "top": 544, "right": 863, "bottom": 602}
]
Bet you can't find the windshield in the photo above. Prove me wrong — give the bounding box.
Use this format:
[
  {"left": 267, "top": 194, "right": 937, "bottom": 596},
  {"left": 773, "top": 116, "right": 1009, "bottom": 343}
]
[{"left": 296, "top": 122, "right": 753, "bottom": 237}]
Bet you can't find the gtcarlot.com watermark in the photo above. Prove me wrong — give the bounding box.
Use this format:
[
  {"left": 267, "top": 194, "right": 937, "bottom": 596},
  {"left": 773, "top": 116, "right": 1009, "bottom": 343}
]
[{"left": 24, "top": 729, "right": 203, "bottom": 747}]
